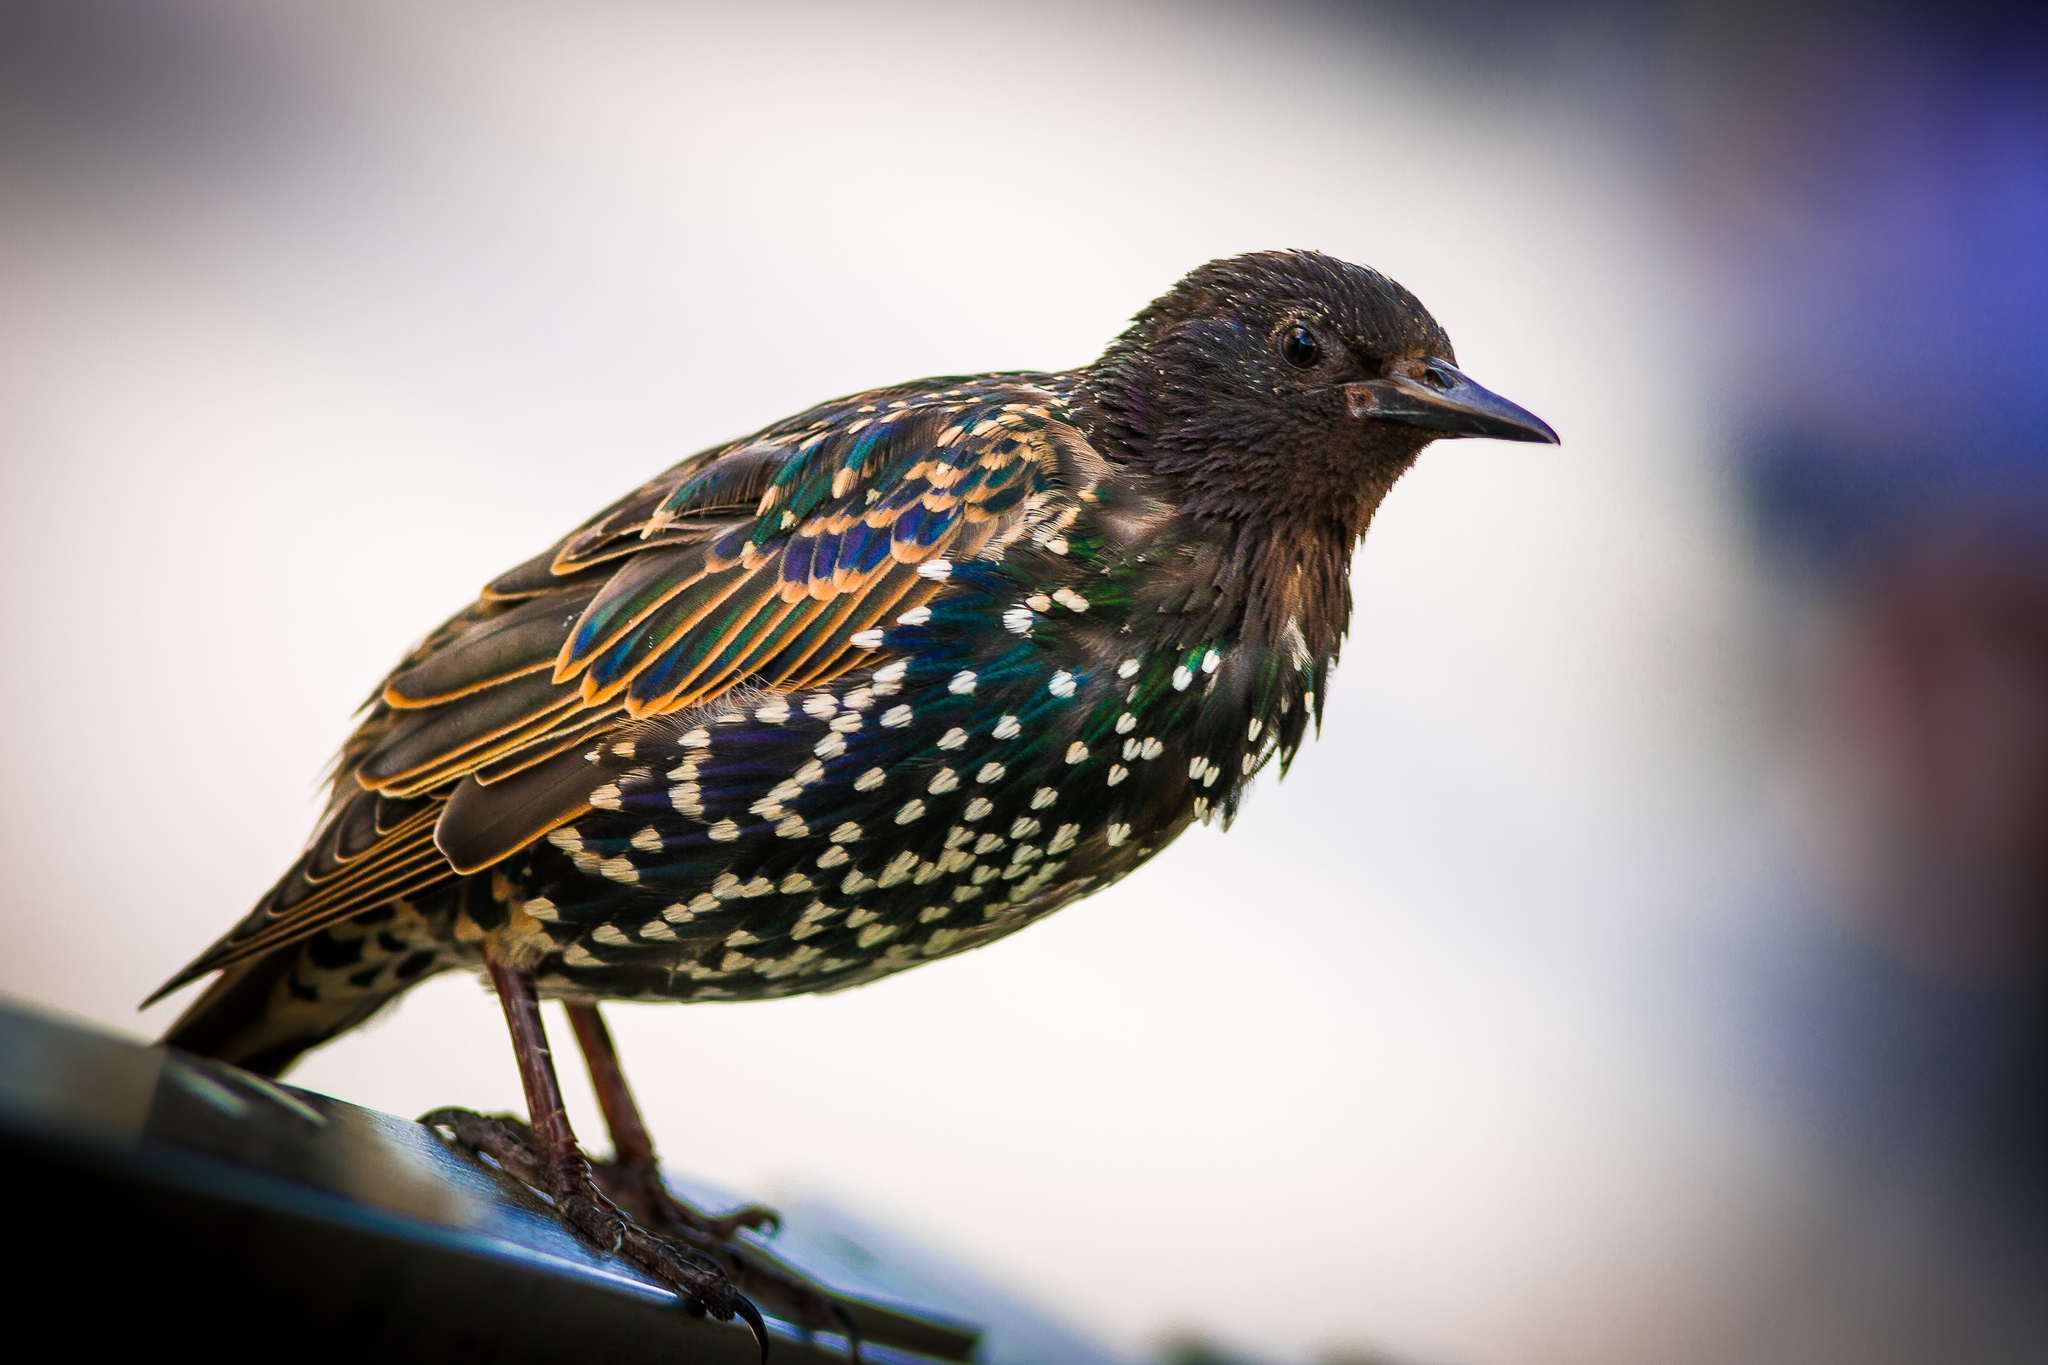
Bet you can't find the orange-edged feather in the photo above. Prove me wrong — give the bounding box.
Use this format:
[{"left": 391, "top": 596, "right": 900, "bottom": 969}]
[{"left": 148, "top": 380, "right": 1076, "bottom": 1004}]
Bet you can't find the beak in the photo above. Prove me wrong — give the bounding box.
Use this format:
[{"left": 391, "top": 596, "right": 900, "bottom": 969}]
[{"left": 1344, "top": 358, "right": 1558, "bottom": 444}]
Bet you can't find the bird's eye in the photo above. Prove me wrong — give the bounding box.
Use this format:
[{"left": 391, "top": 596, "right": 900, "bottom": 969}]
[
  {"left": 1422, "top": 364, "right": 1455, "bottom": 391},
  {"left": 1279, "top": 326, "right": 1322, "bottom": 369}
]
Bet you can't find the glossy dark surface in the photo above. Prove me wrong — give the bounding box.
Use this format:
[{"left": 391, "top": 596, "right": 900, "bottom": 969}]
[{"left": 0, "top": 1001, "right": 977, "bottom": 1363}]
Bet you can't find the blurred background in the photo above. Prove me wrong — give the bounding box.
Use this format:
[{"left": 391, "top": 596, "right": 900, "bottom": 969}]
[{"left": 2, "top": 1, "right": 2044, "bottom": 1362}]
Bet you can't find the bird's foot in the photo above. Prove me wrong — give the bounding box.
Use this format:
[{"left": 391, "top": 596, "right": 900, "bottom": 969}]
[
  {"left": 421, "top": 1108, "right": 856, "bottom": 1359},
  {"left": 592, "top": 1149, "right": 782, "bottom": 1241},
  {"left": 420, "top": 1108, "right": 771, "bottom": 1354}
]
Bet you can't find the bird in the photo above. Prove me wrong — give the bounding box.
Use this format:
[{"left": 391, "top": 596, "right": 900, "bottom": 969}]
[{"left": 150, "top": 249, "right": 1555, "bottom": 1349}]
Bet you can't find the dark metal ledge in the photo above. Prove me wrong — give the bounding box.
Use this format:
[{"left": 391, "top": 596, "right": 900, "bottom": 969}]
[{"left": 0, "top": 1002, "right": 979, "bottom": 1364}]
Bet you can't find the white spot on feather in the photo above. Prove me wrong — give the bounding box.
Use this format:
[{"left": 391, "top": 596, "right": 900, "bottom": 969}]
[
  {"left": 937, "top": 728, "right": 968, "bottom": 750},
  {"left": 897, "top": 605, "right": 932, "bottom": 626},
  {"left": 948, "top": 670, "right": 977, "bottom": 694},
  {"left": 1048, "top": 671, "right": 1076, "bottom": 698},
  {"left": 1065, "top": 742, "right": 1088, "bottom": 764},
  {"left": 854, "top": 767, "right": 887, "bottom": 791},
  {"left": 896, "top": 798, "right": 927, "bottom": 823},
  {"left": 992, "top": 715, "right": 1020, "bottom": 740},
  {"left": 849, "top": 629, "right": 884, "bottom": 650},
  {"left": 917, "top": 558, "right": 954, "bottom": 580}
]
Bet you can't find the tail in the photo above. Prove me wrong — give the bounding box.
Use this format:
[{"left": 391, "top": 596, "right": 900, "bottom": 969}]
[{"left": 160, "top": 931, "right": 445, "bottom": 1078}]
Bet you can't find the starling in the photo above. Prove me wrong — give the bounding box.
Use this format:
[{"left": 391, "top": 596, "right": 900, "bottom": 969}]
[{"left": 151, "top": 250, "right": 1555, "bottom": 1346}]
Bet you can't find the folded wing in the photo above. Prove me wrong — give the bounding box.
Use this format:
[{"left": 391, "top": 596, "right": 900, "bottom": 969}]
[{"left": 149, "top": 379, "right": 1075, "bottom": 1000}]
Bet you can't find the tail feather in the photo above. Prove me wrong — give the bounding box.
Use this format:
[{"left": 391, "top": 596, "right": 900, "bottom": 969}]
[{"left": 159, "top": 940, "right": 425, "bottom": 1078}]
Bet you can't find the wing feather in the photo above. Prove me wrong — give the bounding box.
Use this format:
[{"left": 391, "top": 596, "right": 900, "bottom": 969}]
[
  {"left": 152, "top": 378, "right": 1083, "bottom": 999},
  {"left": 385, "top": 586, "right": 601, "bottom": 706}
]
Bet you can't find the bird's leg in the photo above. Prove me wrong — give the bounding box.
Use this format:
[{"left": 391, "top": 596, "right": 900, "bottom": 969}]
[
  {"left": 563, "top": 1001, "right": 863, "bottom": 1354},
  {"left": 564, "top": 1000, "right": 779, "bottom": 1240},
  {"left": 426, "top": 958, "right": 767, "bottom": 1352}
]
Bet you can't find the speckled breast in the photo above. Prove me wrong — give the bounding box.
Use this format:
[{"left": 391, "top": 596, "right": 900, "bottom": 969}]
[{"left": 476, "top": 552, "right": 1310, "bottom": 1006}]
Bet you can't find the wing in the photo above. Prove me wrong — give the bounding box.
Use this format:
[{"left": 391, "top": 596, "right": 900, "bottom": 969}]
[{"left": 150, "top": 376, "right": 1080, "bottom": 999}]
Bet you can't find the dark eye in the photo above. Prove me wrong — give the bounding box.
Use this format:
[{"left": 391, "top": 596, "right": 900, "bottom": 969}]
[{"left": 1279, "top": 325, "right": 1321, "bottom": 369}]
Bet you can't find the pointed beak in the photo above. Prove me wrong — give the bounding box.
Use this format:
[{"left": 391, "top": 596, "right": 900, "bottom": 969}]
[{"left": 1344, "top": 358, "right": 1558, "bottom": 445}]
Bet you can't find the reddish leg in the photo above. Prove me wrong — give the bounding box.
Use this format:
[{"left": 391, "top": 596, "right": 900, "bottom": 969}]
[
  {"left": 564, "top": 1001, "right": 861, "bottom": 1355},
  {"left": 564, "top": 1000, "right": 779, "bottom": 1240},
  {"left": 422, "top": 958, "right": 766, "bottom": 1355}
]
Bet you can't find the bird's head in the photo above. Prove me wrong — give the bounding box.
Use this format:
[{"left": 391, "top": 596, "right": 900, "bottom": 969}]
[{"left": 1089, "top": 250, "right": 1556, "bottom": 530}]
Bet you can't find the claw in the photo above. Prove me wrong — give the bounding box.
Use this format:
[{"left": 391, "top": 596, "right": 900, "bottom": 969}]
[
  {"left": 731, "top": 1292, "right": 770, "bottom": 1363},
  {"left": 830, "top": 1301, "right": 863, "bottom": 1364},
  {"left": 421, "top": 1104, "right": 865, "bottom": 1361},
  {"left": 710, "top": 1203, "right": 782, "bottom": 1238}
]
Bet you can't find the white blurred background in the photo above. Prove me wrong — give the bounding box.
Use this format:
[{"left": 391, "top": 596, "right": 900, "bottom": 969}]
[{"left": 5, "top": 4, "right": 2045, "bottom": 1363}]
